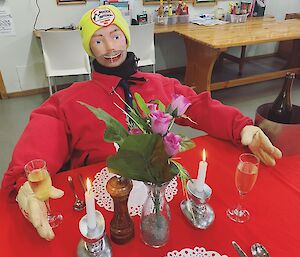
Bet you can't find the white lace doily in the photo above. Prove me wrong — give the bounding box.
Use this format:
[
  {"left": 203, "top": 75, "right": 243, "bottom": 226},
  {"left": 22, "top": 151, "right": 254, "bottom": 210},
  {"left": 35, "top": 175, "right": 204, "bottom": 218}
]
[
  {"left": 92, "top": 167, "right": 178, "bottom": 216},
  {"left": 166, "top": 247, "right": 228, "bottom": 257}
]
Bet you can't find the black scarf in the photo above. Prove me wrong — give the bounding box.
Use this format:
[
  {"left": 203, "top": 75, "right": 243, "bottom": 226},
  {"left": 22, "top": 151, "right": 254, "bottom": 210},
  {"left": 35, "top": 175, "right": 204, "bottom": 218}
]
[{"left": 93, "top": 52, "right": 146, "bottom": 111}]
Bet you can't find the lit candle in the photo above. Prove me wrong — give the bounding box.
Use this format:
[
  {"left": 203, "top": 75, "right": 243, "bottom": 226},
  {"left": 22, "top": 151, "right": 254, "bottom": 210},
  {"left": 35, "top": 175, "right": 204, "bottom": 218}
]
[
  {"left": 85, "top": 178, "right": 97, "bottom": 230},
  {"left": 196, "top": 149, "right": 208, "bottom": 192}
]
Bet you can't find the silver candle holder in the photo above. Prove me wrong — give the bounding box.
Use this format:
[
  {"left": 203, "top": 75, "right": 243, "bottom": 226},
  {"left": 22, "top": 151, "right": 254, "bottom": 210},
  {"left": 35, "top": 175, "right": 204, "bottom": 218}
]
[
  {"left": 180, "top": 179, "right": 215, "bottom": 229},
  {"left": 77, "top": 210, "right": 112, "bottom": 257}
]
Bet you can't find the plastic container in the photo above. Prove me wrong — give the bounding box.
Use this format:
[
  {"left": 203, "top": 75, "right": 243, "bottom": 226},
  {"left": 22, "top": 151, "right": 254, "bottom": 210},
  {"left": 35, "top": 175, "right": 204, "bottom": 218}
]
[
  {"left": 229, "top": 14, "right": 248, "bottom": 23},
  {"left": 168, "top": 15, "right": 178, "bottom": 25},
  {"left": 155, "top": 15, "right": 189, "bottom": 25},
  {"left": 155, "top": 16, "right": 167, "bottom": 25},
  {"left": 255, "top": 103, "right": 300, "bottom": 156},
  {"left": 177, "top": 15, "right": 190, "bottom": 24}
]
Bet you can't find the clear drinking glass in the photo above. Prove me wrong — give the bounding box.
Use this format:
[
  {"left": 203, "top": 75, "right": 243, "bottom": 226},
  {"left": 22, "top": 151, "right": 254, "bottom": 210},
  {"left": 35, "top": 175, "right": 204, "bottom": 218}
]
[
  {"left": 24, "top": 159, "right": 63, "bottom": 228},
  {"left": 226, "top": 153, "right": 260, "bottom": 223}
]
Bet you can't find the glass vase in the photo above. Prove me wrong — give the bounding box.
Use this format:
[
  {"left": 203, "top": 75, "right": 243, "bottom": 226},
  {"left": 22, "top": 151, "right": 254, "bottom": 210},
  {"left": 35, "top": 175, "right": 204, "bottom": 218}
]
[{"left": 140, "top": 182, "right": 171, "bottom": 248}]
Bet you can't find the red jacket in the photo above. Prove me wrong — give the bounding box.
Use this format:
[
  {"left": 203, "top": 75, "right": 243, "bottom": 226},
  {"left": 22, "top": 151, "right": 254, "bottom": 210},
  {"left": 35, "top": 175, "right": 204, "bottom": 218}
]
[{"left": 1, "top": 71, "right": 252, "bottom": 196}]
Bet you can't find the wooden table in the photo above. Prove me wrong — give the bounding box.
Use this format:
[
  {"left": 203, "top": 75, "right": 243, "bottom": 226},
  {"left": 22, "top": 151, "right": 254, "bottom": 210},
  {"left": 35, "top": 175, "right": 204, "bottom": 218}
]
[
  {"left": 157, "top": 17, "right": 300, "bottom": 92},
  {"left": 0, "top": 71, "right": 8, "bottom": 99},
  {"left": 34, "top": 17, "right": 300, "bottom": 93},
  {"left": 154, "top": 16, "right": 276, "bottom": 34}
]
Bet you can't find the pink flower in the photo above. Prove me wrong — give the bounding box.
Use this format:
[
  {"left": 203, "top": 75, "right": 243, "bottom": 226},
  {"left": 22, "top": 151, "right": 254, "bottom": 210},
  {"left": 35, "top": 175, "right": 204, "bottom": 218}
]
[
  {"left": 147, "top": 103, "right": 158, "bottom": 113},
  {"left": 129, "top": 128, "right": 143, "bottom": 135},
  {"left": 150, "top": 110, "right": 172, "bottom": 135},
  {"left": 129, "top": 127, "right": 142, "bottom": 135},
  {"left": 163, "top": 132, "right": 182, "bottom": 156},
  {"left": 170, "top": 95, "right": 191, "bottom": 116}
]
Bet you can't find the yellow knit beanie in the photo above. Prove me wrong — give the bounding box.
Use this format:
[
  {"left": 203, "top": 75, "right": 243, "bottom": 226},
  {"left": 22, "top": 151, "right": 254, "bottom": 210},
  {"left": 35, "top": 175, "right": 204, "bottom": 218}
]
[{"left": 78, "top": 5, "right": 131, "bottom": 57}]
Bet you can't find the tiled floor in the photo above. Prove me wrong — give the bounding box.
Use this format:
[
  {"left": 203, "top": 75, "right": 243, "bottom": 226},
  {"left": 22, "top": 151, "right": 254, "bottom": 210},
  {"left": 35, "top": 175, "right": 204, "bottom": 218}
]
[{"left": 1, "top": 57, "right": 299, "bottom": 185}]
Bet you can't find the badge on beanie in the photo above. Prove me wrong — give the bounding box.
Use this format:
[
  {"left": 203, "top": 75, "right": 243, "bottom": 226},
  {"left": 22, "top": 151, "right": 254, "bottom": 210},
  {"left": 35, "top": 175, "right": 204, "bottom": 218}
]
[{"left": 91, "top": 8, "right": 115, "bottom": 27}]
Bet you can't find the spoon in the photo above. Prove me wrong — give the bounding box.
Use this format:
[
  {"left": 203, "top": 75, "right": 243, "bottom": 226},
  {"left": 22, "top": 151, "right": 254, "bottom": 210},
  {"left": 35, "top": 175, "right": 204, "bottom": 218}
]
[
  {"left": 68, "top": 176, "right": 86, "bottom": 211},
  {"left": 251, "top": 243, "right": 270, "bottom": 257}
]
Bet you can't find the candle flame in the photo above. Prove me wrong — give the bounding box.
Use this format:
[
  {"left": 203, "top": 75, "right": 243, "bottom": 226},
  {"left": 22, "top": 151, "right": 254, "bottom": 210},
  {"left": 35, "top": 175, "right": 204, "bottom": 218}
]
[
  {"left": 86, "top": 178, "right": 91, "bottom": 192},
  {"left": 202, "top": 149, "right": 206, "bottom": 162}
]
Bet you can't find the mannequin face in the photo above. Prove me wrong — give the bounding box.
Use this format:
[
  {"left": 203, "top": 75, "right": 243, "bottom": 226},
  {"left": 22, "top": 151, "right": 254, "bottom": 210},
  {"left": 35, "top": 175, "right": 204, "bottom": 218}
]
[{"left": 90, "top": 24, "right": 127, "bottom": 68}]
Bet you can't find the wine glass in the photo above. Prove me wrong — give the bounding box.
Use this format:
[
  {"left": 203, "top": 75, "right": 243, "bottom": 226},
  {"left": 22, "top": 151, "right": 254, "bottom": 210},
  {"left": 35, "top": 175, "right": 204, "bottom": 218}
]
[
  {"left": 24, "top": 159, "right": 63, "bottom": 228},
  {"left": 226, "top": 153, "right": 260, "bottom": 223}
]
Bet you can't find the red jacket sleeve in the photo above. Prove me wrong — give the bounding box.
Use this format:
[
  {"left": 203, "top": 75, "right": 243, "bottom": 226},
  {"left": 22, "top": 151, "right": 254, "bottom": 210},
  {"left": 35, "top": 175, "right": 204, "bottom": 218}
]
[
  {"left": 1, "top": 96, "right": 70, "bottom": 198},
  {"left": 171, "top": 79, "right": 253, "bottom": 144}
]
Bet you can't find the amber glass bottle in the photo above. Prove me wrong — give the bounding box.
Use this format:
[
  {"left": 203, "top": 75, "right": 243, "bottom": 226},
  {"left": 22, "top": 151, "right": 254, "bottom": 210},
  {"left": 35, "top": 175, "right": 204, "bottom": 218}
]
[
  {"left": 106, "top": 176, "right": 134, "bottom": 244},
  {"left": 268, "top": 72, "right": 295, "bottom": 124}
]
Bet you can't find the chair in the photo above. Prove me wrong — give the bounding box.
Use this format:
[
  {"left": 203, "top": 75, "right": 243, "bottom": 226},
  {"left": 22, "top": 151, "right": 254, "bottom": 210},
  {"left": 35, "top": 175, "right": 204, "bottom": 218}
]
[
  {"left": 40, "top": 30, "right": 91, "bottom": 95},
  {"left": 128, "top": 23, "right": 156, "bottom": 73}
]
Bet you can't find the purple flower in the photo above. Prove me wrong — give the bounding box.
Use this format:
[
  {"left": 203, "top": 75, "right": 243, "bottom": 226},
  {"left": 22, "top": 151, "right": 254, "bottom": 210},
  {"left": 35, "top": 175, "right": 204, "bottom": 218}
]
[
  {"left": 170, "top": 95, "right": 191, "bottom": 116},
  {"left": 150, "top": 110, "right": 172, "bottom": 135},
  {"left": 147, "top": 103, "right": 158, "bottom": 113},
  {"left": 163, "top": 132, "right": 182, "bottom": 156},
  {"left": 129, "top": 127, "right": 143, "bottom": 135}
]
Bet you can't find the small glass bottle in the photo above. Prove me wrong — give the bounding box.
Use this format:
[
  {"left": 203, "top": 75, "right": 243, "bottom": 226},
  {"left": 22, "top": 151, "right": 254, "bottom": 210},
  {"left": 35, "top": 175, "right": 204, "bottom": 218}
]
[
  {"left": 268, "top": 72, "right": 295, "bottom": 124},
  {"left": 140, "top": 182, "right": 171, "bottom": 248},
  {"left": 106, "top": 176, "right": 134, "bottom": 244}
]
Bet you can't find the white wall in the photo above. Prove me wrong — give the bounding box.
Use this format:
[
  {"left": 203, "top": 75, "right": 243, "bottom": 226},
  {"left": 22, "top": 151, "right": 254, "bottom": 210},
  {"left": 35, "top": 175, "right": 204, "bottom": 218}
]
[
  {"left": 266, "top": 0, "right": 300, "bottom": 20},
  {"left": 0, "top": 0, "right": 299, "bottom": 93}
]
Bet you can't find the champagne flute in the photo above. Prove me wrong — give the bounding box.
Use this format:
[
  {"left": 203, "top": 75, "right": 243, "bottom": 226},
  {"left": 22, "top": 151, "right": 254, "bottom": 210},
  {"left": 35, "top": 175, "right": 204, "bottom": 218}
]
[
  {"left": 25, "top": 159, "right": 63, "bottom": 228},
  {"left": 226, "top": 153, "right": 260, "bottom": 223}
]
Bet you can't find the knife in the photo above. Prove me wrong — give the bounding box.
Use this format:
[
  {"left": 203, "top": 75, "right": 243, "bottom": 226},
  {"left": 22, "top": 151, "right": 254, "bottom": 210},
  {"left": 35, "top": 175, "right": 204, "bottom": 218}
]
[
  {"left": 78, "top": 173, "right": 87, "bottom": 192},
  {"left": 232, "top": 241, "right": 248, "bottom": 257}
]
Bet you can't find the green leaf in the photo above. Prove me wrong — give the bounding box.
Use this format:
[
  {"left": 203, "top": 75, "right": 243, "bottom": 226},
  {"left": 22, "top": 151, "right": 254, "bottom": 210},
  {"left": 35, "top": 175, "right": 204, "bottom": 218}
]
[
  {"left": 150, "top": 135, "right": 175, "bottom": 182},
  {"left": 128, "top": 109, "right": 151, "bottom": 133},
  {"left": 110, "top": 89, "right": 147, "bottom": 132},
  {"left": 78, "top": 102, "right": 128, "bottom": 145},
  {"left": 180, "top": 136, "right": 196, "bottom": 152},
  {"left": 132, "top": 100, "right": 140, "bottom": 116},
  {"left": 107, "top": 134, "right": 175, "bottom": 185},
  {"left": 170, "top": 159, "right": 191, "bottom": 195},
  {"left": 171, "top": 160, "right": 191, "bottom": 181},
  {"left": 134, "top": 92, "right": 150, "bottom": 115},
  {"left": 170, "top": 161, "right": 180, "bottom": 175}
]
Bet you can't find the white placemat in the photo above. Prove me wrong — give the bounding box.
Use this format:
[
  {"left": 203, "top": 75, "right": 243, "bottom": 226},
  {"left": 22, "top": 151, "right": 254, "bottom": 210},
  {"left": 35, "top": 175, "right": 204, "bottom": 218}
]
[
  {"left": 166, "top": 246, "right": 228, "bottom": 257},
  {"left": 92, "top": 167, "right": 178, "bottom": 216}
]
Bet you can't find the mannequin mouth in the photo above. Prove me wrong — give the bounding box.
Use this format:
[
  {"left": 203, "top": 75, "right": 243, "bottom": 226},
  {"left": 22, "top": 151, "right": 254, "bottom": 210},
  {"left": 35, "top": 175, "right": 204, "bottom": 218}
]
[{"left": 103, "top": 51, "right": 123, "bottom": 63}]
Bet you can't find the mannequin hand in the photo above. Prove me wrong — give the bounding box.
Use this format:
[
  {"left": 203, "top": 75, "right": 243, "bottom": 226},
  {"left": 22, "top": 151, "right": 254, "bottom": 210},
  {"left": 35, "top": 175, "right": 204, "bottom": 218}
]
[
  {"left": 16, "top": 181, "right": 64, "bottom": 240},
  {"left": 241, "top": 125, "right": 282, "bottom": 166}
]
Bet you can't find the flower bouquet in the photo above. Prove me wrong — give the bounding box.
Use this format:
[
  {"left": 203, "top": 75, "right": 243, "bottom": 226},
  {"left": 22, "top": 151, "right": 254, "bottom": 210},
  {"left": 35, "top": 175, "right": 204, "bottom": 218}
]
[{"left": 80, "top": 92, "right": 195, "bottom": 247}]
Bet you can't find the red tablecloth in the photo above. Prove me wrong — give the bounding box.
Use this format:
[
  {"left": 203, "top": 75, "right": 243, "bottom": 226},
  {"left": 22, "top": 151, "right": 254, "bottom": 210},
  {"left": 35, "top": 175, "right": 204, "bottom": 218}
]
[{"left": 1, "top": 135, "right": 300, "bottom": 257}]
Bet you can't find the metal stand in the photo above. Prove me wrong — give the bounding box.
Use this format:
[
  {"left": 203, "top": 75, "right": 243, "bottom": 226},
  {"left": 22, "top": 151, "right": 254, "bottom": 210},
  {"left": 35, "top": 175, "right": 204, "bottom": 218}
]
[
  {"left": 77, "top": 211, "right": 112, "bottom": 257},
  {"left": 180, "top": 179, "right": 215, "bottom": 229}
]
